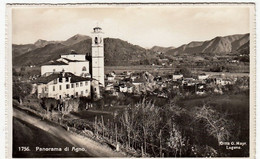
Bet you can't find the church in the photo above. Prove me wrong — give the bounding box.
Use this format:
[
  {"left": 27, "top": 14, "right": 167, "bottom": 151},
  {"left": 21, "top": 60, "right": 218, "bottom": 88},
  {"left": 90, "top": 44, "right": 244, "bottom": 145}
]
[{"left": 35, "top": 26, "right": 105, "bottom": 100}]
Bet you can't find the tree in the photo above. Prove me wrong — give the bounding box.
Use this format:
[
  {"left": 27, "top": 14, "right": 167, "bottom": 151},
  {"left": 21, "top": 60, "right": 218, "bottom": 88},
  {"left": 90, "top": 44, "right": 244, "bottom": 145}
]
[
  {"left": 194, "top": 104, "right": 234, "bottom": 143},
  {"left": 13, "top": 82, "right": 32, "bottom": 104},
  {"left": 177, "top": 67, "right": 192, "bottom": 78},
  {"left": 41, "top": 97, "right": 59, "bottom": 113}
]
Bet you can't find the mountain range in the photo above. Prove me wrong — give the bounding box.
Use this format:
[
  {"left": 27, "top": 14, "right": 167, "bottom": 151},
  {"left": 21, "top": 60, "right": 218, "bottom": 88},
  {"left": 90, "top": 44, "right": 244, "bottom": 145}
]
[
  {"left": 150, "top": 46, "right": 175, "bottom": 53},
  {"left": 165, "top": 33, "right": 249, "bottom": 56},
  {"left": 13, "top": 34, "right": 156, "bottom": 66},
  {"left": 12, "top": 33, "right": 249, "bottom": 66}
]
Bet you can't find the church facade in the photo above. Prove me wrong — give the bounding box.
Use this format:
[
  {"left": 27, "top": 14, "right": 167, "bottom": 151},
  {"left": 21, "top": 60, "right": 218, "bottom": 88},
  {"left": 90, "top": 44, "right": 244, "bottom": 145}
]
[
  {"left": 41, "top": 53, "right": 90, "bottom": 77},
  {"left": 35, "top": 26, "right": 105, "bottom": 99}
]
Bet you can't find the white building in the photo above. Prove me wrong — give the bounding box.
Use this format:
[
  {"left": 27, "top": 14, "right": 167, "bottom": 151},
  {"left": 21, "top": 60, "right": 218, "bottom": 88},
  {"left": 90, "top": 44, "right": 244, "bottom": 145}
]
[
  {"left": 215, "top": 78, "right": 233, "bottom": 85},
  {"left": 61, "top": 53, "right": 86, "bottom": 61},
  {"left": 41, "top": 51, "right": 90, "bottom": 77},
  {"left": 119, "top": 83, "right": 134, "bottom": 93},
  {"left": 92, "top": 27, "right": 105, "bottom": 86},
  {"left": 172, "top": 74, "right": 183, "bottom": 81},
  {"left": 37, "top": 26, "right": 105, "bottom": 100},
  {"left": 36, "top": 72, "right": 91, "bottom": 99},
  {"left": 198, "top": 74, "right": 209, "bottom": 80}
]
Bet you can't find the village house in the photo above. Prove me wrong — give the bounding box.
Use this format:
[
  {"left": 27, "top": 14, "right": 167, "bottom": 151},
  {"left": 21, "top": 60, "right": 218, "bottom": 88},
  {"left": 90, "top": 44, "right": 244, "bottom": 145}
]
[
  {"left": 172, "top": 81, "right": 180, "bottom": 89},
  {"left": 105, "top": 82, "right": 115, "bottom": 91},
  {"left": 198, "top": 73, "right": 209, "bottom": 80},
  {"left": 36, "top": 72, "right": 91, "bottom": 99},
  {"left": 172, "top": 74, "right": 183, "bottom": 81},
  {"left": 195, "top": 83, "right": 206, "bottom": 95},
  {"left": 132, "top": 77, "right": 146, "bottom": 94},
  {"left": 182, "top": 78, "right": 196, "bottom": 86},
  {"left": 130, "top": 74, "right": 139, "bottom": 81},
  {"left": 215, "top": 78, "right": 233, "bottom": 85},
  {"left": 119, "top": 83, "right": 134, "bottom": 93},
  {"left": 154, "top": 76, "right": 162, "bottom": 82},
  {"left": 106, "top": 74, "right": 116, "bottom": 81}
]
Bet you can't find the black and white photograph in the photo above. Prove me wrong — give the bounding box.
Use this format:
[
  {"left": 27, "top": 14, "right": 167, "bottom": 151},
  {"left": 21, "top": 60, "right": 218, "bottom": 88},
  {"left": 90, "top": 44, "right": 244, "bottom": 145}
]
[{"left": 5, "top": 3, "right": 256, "bottom": 158}]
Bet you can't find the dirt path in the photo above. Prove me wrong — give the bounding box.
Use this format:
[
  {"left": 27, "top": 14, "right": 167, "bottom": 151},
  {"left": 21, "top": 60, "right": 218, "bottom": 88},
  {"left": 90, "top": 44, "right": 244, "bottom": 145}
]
[{"left": 13, "top": 107, "right": 125, "bottom": 157}]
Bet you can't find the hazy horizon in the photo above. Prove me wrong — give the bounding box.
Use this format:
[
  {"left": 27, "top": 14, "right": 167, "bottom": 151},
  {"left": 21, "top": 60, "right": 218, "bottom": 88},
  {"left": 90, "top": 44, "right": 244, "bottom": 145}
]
[{"left": 12, "top": 5, "right": 250, "bottom": 48}]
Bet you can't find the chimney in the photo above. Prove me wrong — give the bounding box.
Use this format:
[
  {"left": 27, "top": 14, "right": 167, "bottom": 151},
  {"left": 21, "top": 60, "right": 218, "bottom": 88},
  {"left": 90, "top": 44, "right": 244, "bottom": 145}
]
[{"left": 62, "top": 69, "right": 65, "bottom": 77}]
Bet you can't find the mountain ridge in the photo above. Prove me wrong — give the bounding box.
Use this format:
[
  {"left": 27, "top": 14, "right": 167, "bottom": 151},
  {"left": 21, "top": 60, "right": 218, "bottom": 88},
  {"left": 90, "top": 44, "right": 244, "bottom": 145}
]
[
  {"left": 166, "top": 33, "right": 249, "bottom": 55},
  {"left": 12, "top": 33, "right": 249, "bottom": 66}
]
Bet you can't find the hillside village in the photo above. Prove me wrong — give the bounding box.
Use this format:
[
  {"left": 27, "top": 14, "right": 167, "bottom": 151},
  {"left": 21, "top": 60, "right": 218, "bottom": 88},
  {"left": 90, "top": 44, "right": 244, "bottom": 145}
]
[
  {"left": 12, "top": 27, "right": 250, "bottom": 157},
  {"left": 104, "top": 70, "right": 249, "bottom": 98}
]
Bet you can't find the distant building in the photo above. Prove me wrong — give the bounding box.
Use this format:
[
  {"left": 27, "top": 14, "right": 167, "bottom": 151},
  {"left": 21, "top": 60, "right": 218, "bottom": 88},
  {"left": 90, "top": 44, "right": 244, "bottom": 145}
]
[
  {"left": 105, "top": 82, "right": 115, "bottom": 91},
  {"left": 132, "top": 77, "right": 146, "bottom": 93},
  {"left": 198, "top": 73, "right": 209, "bottom": 80},
  {"left": 119, "top": 83, "right": 134, "bottom": 93},
  {"left": 215, "top": 78, "right": 233, "bottom": 85},
  {"left": 172, "top": 74, "right": 183, "bottom": 81},
  {"left": 106, "top": 74, "right": 116, "bottom": 81}
]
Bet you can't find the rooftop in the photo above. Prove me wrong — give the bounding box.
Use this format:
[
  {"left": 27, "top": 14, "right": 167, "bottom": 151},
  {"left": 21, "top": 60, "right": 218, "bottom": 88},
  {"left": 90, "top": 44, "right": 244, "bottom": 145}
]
[
  {"left": 62, "top": 58, "right": 84, "bottom": 62},
  {"left": 45, "top": 60, "right": 68, "bottom": 65},
  {"left": 132, "top": 77, "right": 146, "bottom": 83},
  {"left": 93, "top": 27, "right": 102, "bottom": 30},
  {"left": 35, "top": 72, "right": 91, "bottom": 84}
]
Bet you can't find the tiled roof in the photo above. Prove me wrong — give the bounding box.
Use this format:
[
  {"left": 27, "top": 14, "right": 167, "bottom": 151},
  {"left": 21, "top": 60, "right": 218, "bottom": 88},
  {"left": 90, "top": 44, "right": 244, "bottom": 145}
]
[
  {"left": 45, "top": 60, "right": 68, "bottom": 65},
  {"left": 133, "top": 77, "right": 146, "bottom": 83},
  {"left": 71, "top": 75, "right": 91, "bottom": 83},
  {"left": 70, "top": 51, "right": 78, "bottom": 55},
  {"left": 125, "top": 82, "right": 134, "bottom": 87},
  {"left": 35, "top": 72, "right": 91, "bottom": 84},
  {"left": 62, "top": 58, "right": 83, "bottom": 62},
  {"left": 35, "top": 73, "right": 60, "bottom": 84}
]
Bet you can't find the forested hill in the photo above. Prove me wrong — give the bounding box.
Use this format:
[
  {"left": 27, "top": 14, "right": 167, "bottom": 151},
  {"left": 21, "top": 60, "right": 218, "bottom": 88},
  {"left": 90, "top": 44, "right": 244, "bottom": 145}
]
[
  {"left": 13, "top": 33, "right": 249, "bottom": 66},
  {"left": 13, "top": 35, "right": 157, "bottom": 66}
]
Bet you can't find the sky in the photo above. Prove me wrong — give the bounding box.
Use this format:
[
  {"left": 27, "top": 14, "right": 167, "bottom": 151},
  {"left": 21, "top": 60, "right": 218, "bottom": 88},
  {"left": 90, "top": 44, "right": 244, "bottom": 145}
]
[{"left": 12, "top": 5, "right": 250, "bottom": 48}]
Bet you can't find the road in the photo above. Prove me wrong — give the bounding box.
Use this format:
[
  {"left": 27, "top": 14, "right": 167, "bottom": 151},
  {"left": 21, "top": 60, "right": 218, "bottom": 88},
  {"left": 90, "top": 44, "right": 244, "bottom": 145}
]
[{"left": 13, "top": 107, "right": 125, "bottom": 158}]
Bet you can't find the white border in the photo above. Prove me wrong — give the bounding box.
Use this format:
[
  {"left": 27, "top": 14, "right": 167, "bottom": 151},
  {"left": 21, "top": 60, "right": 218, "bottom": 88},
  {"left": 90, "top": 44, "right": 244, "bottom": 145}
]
[{"left": 1, "top": 1, "right": 258, "bottom": 159}]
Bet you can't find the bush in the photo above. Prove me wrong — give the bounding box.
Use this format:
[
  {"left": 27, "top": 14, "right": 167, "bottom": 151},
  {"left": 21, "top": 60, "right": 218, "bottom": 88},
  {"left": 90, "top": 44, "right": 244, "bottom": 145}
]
[{"left": 175, "top": 67, "right": 192, "bottom": 78}]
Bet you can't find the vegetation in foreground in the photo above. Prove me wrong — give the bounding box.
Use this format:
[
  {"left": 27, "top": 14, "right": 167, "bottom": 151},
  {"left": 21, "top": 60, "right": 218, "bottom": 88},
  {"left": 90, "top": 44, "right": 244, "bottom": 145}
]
[{"left": 13, "top": 77, "right": 249, "bottom": 157}]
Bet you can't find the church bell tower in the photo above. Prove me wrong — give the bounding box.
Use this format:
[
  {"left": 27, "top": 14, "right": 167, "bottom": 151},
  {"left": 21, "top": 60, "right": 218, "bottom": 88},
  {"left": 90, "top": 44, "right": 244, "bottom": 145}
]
[{"left": 91, "top": 26, "right": 104, "bottom": 86}]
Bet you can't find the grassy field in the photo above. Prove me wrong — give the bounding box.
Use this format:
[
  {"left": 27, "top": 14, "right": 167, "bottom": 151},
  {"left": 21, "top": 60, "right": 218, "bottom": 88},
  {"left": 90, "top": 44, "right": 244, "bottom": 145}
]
[
  {"left": 176, "top": 94, "right": 249, "bottom": 126},
  {"left": 71, "top": 105, "right": 127, "bottom": 123},
  {"left": 13, "top": 65, "right": 248, "bottom": 78},
  {"left": 177, "top": 94, "right": 249, "bottom": 149},
  {"left": 105, "top": 65, "right": 175, "bottom": 75},
  {"left": 105, "top": 65, "right": 249, "bottom": 77}
]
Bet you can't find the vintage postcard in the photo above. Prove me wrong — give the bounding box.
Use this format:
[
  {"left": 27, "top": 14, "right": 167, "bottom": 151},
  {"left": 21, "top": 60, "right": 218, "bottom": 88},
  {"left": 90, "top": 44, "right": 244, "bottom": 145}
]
[{"left": 5, "top": 3, "right": 256, "bottom": 158}]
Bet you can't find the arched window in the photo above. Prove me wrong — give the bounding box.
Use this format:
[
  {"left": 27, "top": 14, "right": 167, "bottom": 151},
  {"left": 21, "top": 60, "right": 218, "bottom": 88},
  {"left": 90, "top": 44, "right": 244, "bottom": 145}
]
[
  {"left": 95, "top": 37, "right": 98, "bottom": 44},
  {"left": 82, "top": 66, "right": 86, "bottom": 71}
]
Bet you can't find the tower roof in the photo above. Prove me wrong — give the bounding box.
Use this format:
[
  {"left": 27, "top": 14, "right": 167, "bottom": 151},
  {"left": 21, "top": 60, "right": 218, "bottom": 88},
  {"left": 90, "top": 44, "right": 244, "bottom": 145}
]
[
  {"left": 93, "top": 27, "right": 102, "bottom": 30},
  {"left": 93, "top": 27, "right": 102, "bottom": 33}
]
